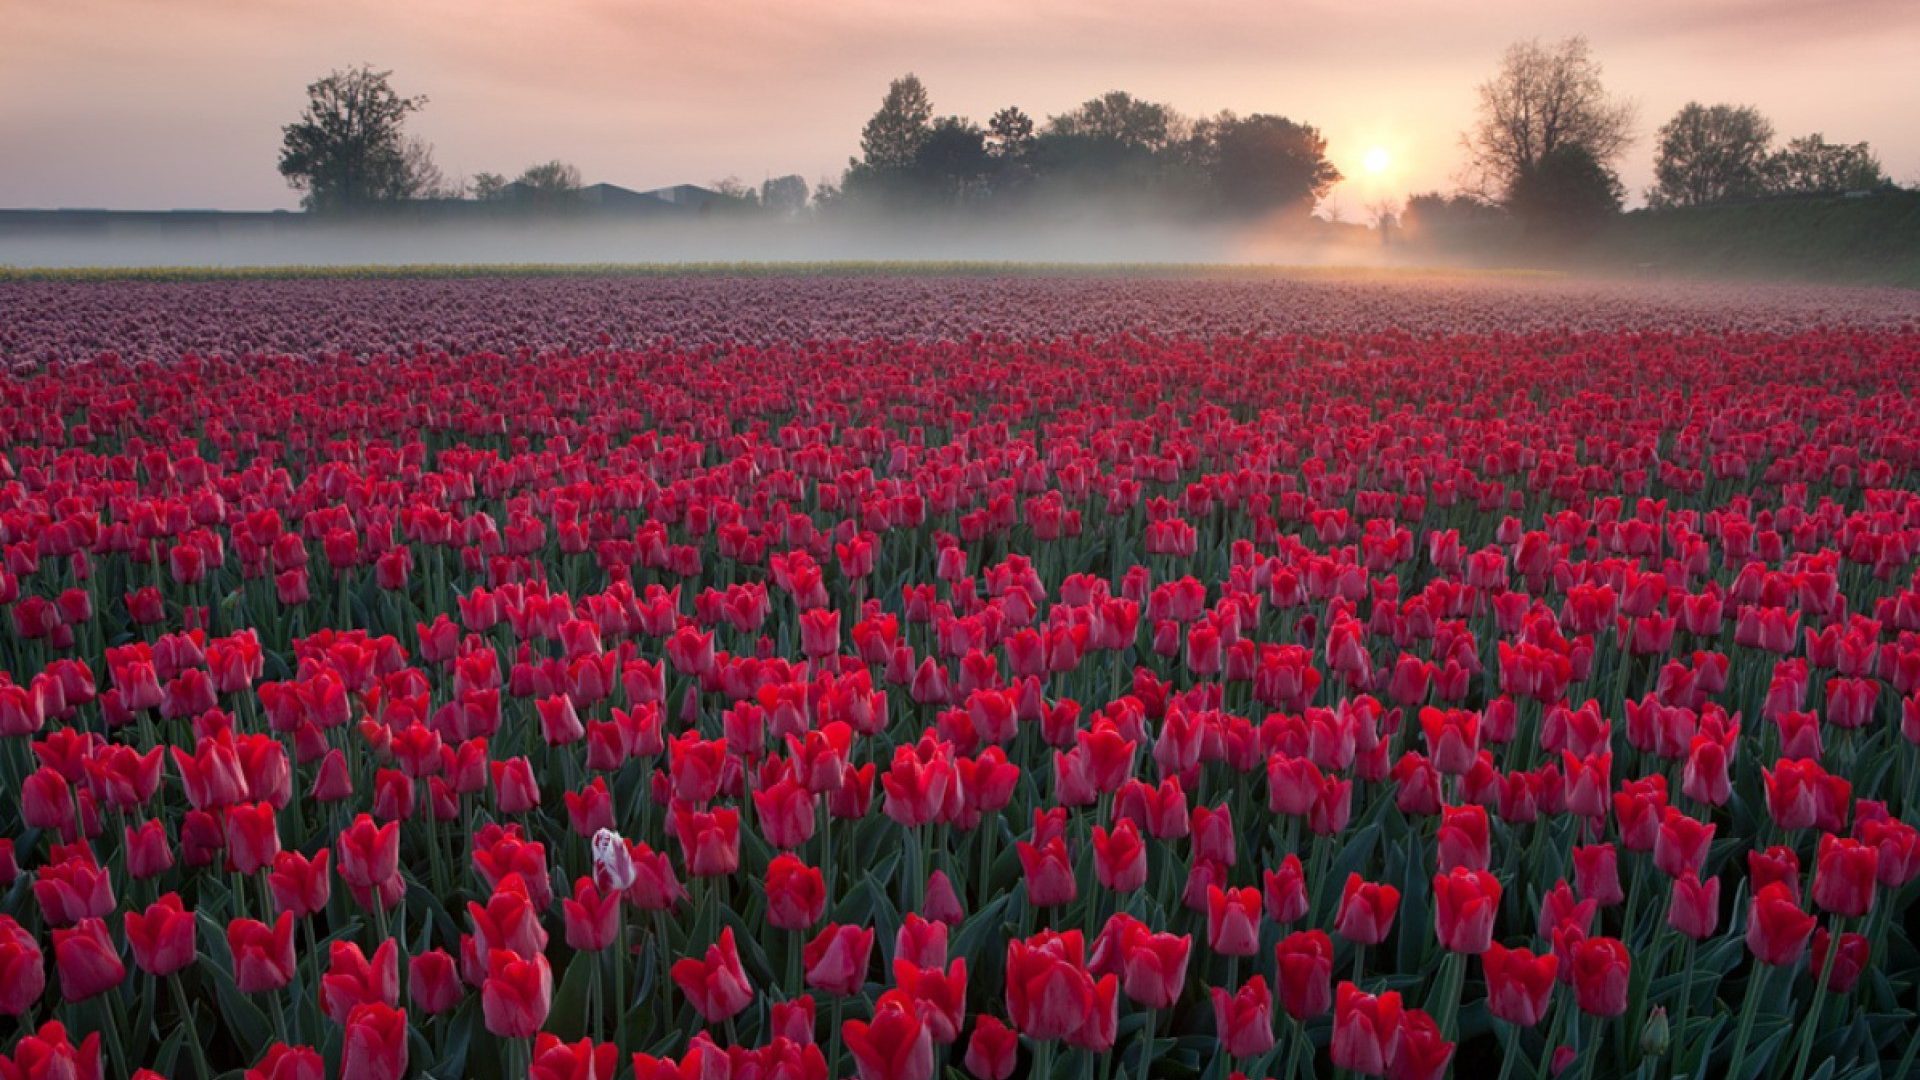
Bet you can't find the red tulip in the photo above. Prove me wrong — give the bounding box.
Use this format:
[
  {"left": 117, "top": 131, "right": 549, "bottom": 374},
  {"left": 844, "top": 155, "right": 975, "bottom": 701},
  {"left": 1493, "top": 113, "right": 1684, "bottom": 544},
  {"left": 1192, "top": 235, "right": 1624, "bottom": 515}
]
[
  {"left": 482, "top": 947, "right": 553, "bottom": 1039},
  {"left": 409, "top": 948, "right": 464, "bottom": 1015},
  {"left": 229, "top": 911, "right": 297, "bottom": 992},
  {"left": 672, "top": 926, "right": 754, "bottom": 1023},
  {"left": 964, "top": 1015, "right": 1017, "bottom": 1080},
  {"left": 1571, "top": 937, "right": 1629, "bottom": 1017},
  {"left": 1206, "top": 884, "right": 1263, "bottom": 956},
  {"left": 753, "top": 775, "right": 818, "bottom": 849},
  {"left": 1117, "top": 924, "right": 1191, "bottom": 1010},
  {"left": 1332, "top": 982, "right": 1404, "bottom": 1075},
  {"left": 1747, "top": 881, "right": 1817, "bottom": 966},
  {"left": 1572, "top": 844, "right": 1623, "bottom": 907},
  {"left": 225, "top": 801, "right": 282, "bottom": 875},
  {"left": 893, "top": 957, "right": 968, "bottom": 1043},
  {"left": 1810, "top": 929, "right": 1870, "bottom": 993},
  {"left": 562, "top": 877, "right": 621, "bottom": 952},
  {"left": 1391, "top": 1008, "right": 1456, "bottom": 1080},
  {"left": 124, "top": 893, "right": 197, "bottom": 977},
  {"left": 1653, "top": 808, "right": 1713, "bottom": 880},
  {"left": 1436, "top": 803, "right": 1490, "bottom": 872},
  {"left": 843, "top": 988, "right": 934, "bottom": 1080},
  {"left": 2, "top": 1021, "right": 102, "bottom": 1080},
  {"left": 895, "top": 913, "right": 949, "bottom": 969},
  {"left": 1211, "top": 975, "right": 1276, "bottom": 1059},
  {"left": 342, "top": 1002, "right": 409, "bottom": 1080},
  {"left": 1335, "top": 873, "right": 1401, "bottom": 946},
  {"left": 247, "top": 1043, "right": 326, "bottom": 1080},
  {"left": 320, "top": 939, "right": 400, "bottom": 1024},
  {"left": 1264, "top": 853, "right": 1309, "bottom": 924},
  {"left": 1004, "top": 930, "right": 1117, "bottom": 1047},
  {"left": 1091, "top": 819, "right": 1147, "bottom": 892},
  {"left": 804, "top": 922, "right": 875, "bottom": 996},
  {"left": 336, "top": 814, "right": 402, "bottom": 910},
  {"left": 1667, "top": 872, "right": 1720, "bottom": 940},
  {"left": 1274, "top": 929, "right": 1334, "bottom": 1019},
  {"left": 923, "top": 868, "right": 966, "bottom": 925},
  {"left": 672, "top": 805, "right": 741, "bottom": 877},
  {"left": 1015, "top": 836, "right": 1077, "bottom": 907},
  {"left": 267, "top": 848, "right": 331, "bottom": 920},
  {"left": 1813, "top": 833, "right": 1878, "bottom": 918},
  {"left": 53, "top": 917, "right": 125, "bottom": 1002},
  {"left": 1482, "top": 942, "right": 1556, "bottom": 1026},
  {"left": 491, "top": 756, "right": 542, "bottom": 814},
  {"left": 530, "top": 1034, "right": 620, "bottom": 1080},
  {"left": 468, "top": 874, "right": 550, "bottom": 969},
  {"left": 0, "top": 914, "right": 48, "bottom": 1016},
  {"left": 772, "top": 995, "right": 817, "bottom": 1044},
  {"left": 767, "top": 853, "right": 828, "bottom": 931},
  {"left": 1433, "top": 868, "right": 1501, "bottom": 954}
]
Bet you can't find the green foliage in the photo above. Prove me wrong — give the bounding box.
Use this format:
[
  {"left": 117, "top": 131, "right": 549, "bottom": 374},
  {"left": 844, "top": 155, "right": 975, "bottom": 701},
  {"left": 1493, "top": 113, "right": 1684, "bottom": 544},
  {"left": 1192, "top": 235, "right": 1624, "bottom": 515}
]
[{"left": 1651, "top": 103, "right": 1774, "bottom": 208}]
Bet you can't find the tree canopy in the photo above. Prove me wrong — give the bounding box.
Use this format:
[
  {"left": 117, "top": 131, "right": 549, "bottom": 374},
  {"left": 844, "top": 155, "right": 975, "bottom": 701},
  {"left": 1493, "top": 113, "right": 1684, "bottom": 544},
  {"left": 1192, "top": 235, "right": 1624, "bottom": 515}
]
[
  {"left": 1650, "top": 103, "right": 1773, "bottom": 207},
  {"left": 1465, "top": 36, "right": 1635, "bottom": 199},
  {"left": 278, "top": 66, "right": 433, "bottom": 212}
]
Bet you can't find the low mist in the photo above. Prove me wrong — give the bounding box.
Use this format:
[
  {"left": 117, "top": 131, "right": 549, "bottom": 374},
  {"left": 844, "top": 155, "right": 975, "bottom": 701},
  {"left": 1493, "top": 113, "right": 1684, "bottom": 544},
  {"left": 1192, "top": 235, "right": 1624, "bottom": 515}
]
[{"left": 0, "top": 209, "right": 1417, "bottom": 271}]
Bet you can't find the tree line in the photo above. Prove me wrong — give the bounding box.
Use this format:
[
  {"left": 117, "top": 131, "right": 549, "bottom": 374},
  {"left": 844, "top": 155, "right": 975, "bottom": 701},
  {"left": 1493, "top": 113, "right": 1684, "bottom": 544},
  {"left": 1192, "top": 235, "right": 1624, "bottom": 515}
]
[
  {"left": 278, "top": 49, "right": 1894, "bottom": 235},
  {"left": 1407, "top": 37, "right": 1892, "bottom": 239}
]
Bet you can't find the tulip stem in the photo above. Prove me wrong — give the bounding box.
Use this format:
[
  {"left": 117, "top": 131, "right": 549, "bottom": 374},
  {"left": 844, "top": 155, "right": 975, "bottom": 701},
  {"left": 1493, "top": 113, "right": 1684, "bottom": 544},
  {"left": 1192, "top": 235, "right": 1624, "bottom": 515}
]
[
  {"left": 1431, "top": 950, "right": 1466, "bottom": 1040},
  {"left": 1495, "top": 1019, "right": 1519, "bottom": 1080},
  {"left": 1671, "top": 936, "right": 1695, "bottom": 1074},
  {"left": 1788, "top": 914, "right": 1843, "bottom": 1080},
  {"left": 1725, "top": 962, "right": 1767, "bottom": 1080},
  {"left": 1138, "top": 1009, "right": 1155, "bottom": 1080},
  {"left": 828, "top": 994, "right": 845, "bottom": 1080},
  {"left": 171, "top": 973, "right": 214, "bottom": 1080}
]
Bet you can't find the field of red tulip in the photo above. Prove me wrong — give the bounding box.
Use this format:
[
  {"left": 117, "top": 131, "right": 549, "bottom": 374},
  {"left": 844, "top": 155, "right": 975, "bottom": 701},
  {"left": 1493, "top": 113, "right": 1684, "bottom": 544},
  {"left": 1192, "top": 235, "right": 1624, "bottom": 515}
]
[{"left": 4, "top": 270, "right": 1920, "bottom": 1080}]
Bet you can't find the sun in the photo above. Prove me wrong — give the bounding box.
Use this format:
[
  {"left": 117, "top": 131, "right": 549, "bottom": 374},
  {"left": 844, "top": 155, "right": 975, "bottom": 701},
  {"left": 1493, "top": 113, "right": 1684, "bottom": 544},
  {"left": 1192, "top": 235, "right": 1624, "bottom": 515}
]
[{"left": 1362, "top": 146, "right": 1392, "bottom": 175}]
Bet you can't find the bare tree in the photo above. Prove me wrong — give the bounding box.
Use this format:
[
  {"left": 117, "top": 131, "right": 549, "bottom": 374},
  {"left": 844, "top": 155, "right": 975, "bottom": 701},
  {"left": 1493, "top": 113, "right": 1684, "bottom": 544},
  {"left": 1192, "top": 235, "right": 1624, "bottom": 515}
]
[
  {"left": 398, "top": 136, "right": 458, "bottom": 200},
  {"left": 1463, "top": 36, "right": 1635, "bottom": 199}
]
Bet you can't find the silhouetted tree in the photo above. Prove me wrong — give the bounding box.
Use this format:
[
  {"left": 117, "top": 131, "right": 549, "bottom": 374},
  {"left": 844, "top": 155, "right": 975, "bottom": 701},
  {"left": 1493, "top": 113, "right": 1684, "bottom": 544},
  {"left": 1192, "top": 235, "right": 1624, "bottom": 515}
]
[
  {"left": 277, "top": 65, "right": 430, "bottom": 211},
  {"left": 987, "top": 107, "right": 1036, "bottom": 158},
  {"left": 399, "top": 136, "right": 458, "bottom": 200},
  {"left": 1649, "top": 103, "right": 1773, "bottom": 207},
  {"left": 1506, "top": 143, "right": 1623, "bottom": 237},
  {"left": 859, "top": 74, "right": 934, "bottom": 172},
  {"left": 1765, "top": 135, "right": 1887, "bottom": 195},
  {"left": 1203, "top": 113, "right": 1341, "bottom": 217},
  {"left": 912, "top": 117, "right": 993, "bottom": 202},
  {"left": 469, "top": 172, "right": 510, "bottom": 201},
  {"left": 511, "top": 160, "right": 584, "bottom": 207},
  {"left": 1047, "top": 91, "right": 1184, "bottom": 151},
  {"left": 760, "top": 174, "right": 810, "bottom": 216},
  {"left": 1465, "top": 37, "right": 1635, "bottom": 200}
]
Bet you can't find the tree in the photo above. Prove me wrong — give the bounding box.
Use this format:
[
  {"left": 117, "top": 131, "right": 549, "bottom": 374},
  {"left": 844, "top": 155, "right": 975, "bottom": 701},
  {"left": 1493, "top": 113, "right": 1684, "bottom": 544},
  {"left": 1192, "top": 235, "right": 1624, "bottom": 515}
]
[
  {"left": 1649, "top": 103, "right": 1773, "bottom": 207},
  {"left": 987, "top": 107, "right": 1035, "bottom": 158},
  {"left": 1765, "top": 135, "right": 1887, "bottom": 195},
  {"left": 1047, "top": 91, "right": 1183, "bottom": 151},
  {"left": 399, "top": 136, "right": 458, "bottom": 200},
  {"left": 1464, "top": 36, "right": 1635, "bottom": 200},
  {"left": 708, "top": 177, "right": 759, "bottom": 206},
  {"left": 1506, "top": 143, "right": 1623, "bottom": 236},
  {"left": 911, "top": 117, "right": 993, "bottom": 201},
  {"left": 278, "top": 65, "right": 430, "bottom": 211},
  {"left": 516, "top": 160, "right": 582, "bottom": 195},
  {"left": 1203, "top": 113, "right": 1341, "bottom": 217},
  {"left": 760, "top": 175, "right": 810, "bottom": 216},
  {"left": 469, "top": 172, "right": 510, "bottom": 201},
  {"left": 859, "top": 74, "right": 934, "bottom": 172}
]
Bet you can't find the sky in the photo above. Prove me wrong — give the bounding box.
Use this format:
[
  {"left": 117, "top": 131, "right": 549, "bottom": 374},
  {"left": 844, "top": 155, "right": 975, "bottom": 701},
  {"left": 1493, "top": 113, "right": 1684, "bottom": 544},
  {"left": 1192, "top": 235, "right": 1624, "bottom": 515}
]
[{"left": 2, "top": 0, "right": 1916, "bottom": 215}]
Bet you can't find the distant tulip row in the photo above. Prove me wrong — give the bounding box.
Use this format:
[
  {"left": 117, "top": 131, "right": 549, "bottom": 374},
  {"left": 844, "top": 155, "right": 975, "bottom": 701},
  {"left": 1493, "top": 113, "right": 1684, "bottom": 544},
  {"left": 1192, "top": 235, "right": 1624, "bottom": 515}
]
[{"left": 3, "top": 283, "right": 1920, "bottom": 1080}]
